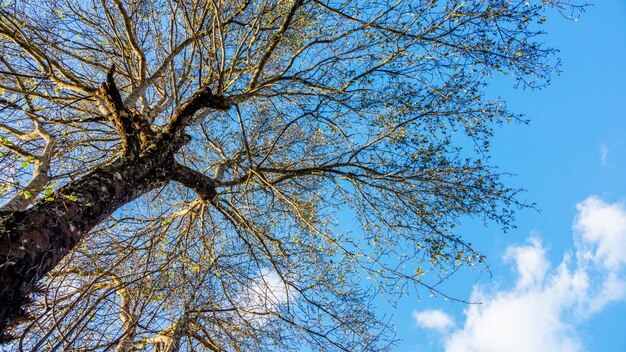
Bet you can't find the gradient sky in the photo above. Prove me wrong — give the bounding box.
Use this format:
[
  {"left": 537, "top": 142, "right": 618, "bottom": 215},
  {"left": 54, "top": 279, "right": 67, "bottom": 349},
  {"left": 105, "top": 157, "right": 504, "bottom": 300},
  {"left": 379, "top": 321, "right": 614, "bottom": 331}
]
[{"left": 389, "top": 1, "right": 626, "bottom": 351}]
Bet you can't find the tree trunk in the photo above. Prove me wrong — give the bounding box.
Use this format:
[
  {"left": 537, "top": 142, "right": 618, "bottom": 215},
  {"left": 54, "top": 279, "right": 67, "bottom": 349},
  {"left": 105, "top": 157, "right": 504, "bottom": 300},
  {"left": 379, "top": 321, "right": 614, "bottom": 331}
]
[{"left": 0, "top": 153, "right": 169, "bottom": 338}]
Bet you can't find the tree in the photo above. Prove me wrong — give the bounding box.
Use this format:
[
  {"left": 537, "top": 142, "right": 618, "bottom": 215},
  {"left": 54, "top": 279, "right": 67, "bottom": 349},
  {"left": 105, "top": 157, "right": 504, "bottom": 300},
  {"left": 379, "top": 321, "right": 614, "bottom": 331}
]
[{"left": 0, "top": 0, "right": 584, "bottom": 350}]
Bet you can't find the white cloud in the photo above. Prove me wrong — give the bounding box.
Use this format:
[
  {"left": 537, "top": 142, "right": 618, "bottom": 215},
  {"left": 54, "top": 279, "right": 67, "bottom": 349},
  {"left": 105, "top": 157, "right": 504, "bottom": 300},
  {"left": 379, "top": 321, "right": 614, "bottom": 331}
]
[
  {"left": 236, "top": 268, "right": 291, "bottom": 324},
  {"left": 574, "top": 196, "right": 626, "bottom": 271},
  {"left": 413, "top": 310, "right": 455, "bottom": 332},
  {"left": 416, "top": 196, "right": 626, "bottom": 352},
  {"left": 444, "top": 238, "right": 586, "bottom": 352},
  {"left": 250, "top": 268, "right": 290, "bottom": 309},
  {"left": 503, "top": 236, "right": 550, "bottom": 289}
]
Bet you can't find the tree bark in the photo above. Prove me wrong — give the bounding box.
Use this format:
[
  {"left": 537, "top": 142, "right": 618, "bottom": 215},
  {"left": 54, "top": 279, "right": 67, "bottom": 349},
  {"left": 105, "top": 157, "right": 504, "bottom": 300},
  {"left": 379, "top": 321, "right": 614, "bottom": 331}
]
[
  {"left": 0, "top": 73, "right": 229, "bottom": 338},
  {"left": 0, "top": 153, "right": 169, "bottom": 338}
]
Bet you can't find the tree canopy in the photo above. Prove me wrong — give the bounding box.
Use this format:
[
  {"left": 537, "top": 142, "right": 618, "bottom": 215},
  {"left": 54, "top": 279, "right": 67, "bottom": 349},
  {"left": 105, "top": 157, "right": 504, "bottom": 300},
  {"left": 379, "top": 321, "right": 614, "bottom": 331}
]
[{"left": 0, "top": 0, "right": 583, "bottom": 350}]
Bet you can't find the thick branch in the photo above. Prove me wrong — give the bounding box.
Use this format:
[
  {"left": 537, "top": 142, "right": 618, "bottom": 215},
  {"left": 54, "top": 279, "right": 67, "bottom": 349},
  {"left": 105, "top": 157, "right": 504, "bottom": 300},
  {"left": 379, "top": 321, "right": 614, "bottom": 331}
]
[
  {"left": 167, "top": 163, "right": 217, "bottom": 202},
  {"left": 96, "top": 66, "right": 156, "bottom": 156},
  {"left": 113, "top": 282, "right": 137, "bottom": 352},
  {"left": 159, "top": 87, "right": 231, "bottom": 146},
  {"left": 96, "top": 66, "right": 141, "bottom": 157}
]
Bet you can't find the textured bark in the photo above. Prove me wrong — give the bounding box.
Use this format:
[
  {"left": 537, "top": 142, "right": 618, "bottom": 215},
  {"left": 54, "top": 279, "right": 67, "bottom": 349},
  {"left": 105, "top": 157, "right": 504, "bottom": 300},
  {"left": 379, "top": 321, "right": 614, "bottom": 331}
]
[{"left": 0, "top": 153, "right": 169, "bottom": 337}]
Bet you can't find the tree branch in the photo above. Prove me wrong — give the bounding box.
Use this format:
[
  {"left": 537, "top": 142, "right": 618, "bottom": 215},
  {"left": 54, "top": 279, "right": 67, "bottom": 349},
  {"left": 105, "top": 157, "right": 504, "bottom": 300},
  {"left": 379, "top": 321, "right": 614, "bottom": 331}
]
[
  {"left": 95, "top": 65, "right": 140, "bottom": 157},
  {"left": 248, "top": 0, "right": 305, "bottom": 89},
  {"left": 0, "top": 137, "right": 55, "bottom": 212},
  {"left": 159, "top": 87, "right": 231, "bottom": 146},
  {"left": 0, "top": 116, "right": 57, "bottom": 212},
  {"left": 96, "top": 65, "right": 156, "bottom": 157},
  {"left": 167, "top": 163, "right": 217, "bottom": 202}
]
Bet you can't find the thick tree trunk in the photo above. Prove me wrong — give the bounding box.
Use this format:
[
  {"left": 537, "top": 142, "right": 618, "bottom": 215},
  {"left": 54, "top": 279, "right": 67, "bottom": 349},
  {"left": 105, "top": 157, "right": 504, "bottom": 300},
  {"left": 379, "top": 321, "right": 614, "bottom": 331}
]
[
  {"left": 0, "top": 153, "right": 169, "bottom": 338},
  {"left": 0, "top": 73, "right": 225, "bottom": 338}
]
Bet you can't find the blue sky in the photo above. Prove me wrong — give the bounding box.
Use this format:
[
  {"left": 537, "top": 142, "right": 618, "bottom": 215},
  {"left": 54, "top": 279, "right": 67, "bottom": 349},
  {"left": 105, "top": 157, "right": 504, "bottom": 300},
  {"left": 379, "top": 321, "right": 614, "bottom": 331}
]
[{"left": 390, "top": 1, "right": 626, "bottom": 351}]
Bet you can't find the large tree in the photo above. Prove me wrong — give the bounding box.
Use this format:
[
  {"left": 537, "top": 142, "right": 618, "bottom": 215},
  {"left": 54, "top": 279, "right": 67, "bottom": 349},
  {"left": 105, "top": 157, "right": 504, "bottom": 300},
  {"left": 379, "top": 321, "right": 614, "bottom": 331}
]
[{"left": 0, "top": 0, "right": 583, "bottom": 350}]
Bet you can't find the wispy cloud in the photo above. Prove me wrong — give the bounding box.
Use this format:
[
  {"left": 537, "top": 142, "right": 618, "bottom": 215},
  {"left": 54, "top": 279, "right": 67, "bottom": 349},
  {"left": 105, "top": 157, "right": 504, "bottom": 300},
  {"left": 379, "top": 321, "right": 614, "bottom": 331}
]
[
  {"left": 414, "top": 196, "right": 626, "bottom": 352},
  {"left": 600, "top": 140, "right": 622, "bottom": 166}
]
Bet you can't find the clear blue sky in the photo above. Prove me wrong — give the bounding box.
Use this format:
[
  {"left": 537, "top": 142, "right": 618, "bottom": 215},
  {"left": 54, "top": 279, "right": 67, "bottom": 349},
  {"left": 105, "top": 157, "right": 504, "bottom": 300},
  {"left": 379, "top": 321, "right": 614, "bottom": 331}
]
[{"left": 389, "top": 1, "right": 626, "bottom": 351}]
